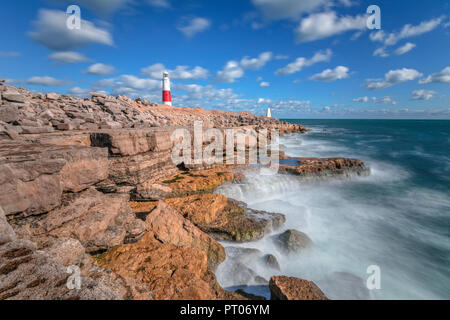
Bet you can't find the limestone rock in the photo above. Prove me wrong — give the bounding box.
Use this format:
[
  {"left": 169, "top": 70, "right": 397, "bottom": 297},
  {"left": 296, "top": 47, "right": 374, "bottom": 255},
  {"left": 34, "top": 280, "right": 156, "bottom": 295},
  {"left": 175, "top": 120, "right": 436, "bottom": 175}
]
[
  {"left": 145, "top": 201, "right": 225, "bottom": 270},
  {"left": 269, "top": 276, "right": 328, "bottom": 300},
  {"left": 0, "top": 238, "right": 120, "bottom": 300}
]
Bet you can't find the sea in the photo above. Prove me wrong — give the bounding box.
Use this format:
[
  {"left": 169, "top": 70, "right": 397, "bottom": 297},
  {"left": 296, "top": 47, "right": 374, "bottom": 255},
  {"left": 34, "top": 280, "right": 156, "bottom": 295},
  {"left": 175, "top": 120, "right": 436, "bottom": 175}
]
[{"left": 215, "top": 119, "right": 450, "bottom": 300}]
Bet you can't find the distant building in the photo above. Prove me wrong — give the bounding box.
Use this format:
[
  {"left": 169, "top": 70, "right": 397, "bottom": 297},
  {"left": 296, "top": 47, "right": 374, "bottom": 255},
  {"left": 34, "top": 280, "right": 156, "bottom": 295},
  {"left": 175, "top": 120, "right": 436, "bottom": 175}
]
[
  {"left": 266, "top": 108, "right": 272, "bottom": 118},
  {"left": 162, "top": 71, "right": 172, "bottom": 106}
]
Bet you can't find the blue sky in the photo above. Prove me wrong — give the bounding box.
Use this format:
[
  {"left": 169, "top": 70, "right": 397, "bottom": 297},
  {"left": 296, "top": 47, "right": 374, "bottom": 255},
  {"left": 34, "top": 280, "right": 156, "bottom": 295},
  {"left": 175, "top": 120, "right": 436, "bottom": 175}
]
[{"left": 1, "top": 0, "right": 449, "bottom": 118}]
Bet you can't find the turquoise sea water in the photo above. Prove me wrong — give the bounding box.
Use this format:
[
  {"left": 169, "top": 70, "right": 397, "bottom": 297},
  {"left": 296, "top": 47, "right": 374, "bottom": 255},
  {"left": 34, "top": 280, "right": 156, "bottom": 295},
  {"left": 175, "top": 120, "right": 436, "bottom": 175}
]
[{"left": 216, "top": 120, "right": 450, "bottom": 300}]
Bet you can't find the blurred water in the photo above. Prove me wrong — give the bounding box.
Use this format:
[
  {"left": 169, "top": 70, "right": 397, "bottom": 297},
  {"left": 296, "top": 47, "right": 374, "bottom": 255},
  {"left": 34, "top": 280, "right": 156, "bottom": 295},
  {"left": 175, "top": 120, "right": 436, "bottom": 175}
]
[{"left": 216, "top": 120, "right": 450, "bottom": 300}]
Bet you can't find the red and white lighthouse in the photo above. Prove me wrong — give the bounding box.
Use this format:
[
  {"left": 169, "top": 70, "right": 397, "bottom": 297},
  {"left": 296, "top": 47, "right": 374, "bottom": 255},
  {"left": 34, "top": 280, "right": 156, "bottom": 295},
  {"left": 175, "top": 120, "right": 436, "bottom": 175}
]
[{"left": 162, "top": 71, "right": 172, "bottom": 106}]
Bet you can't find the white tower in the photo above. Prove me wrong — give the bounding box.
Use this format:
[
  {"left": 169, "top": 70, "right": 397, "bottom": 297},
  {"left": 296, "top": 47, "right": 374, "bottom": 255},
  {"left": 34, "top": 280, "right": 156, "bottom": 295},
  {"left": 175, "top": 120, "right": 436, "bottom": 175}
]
[
  {"left": 162, "top": 71, "right": 172, "bottom": 106},
  {"left": 266, "top": 108, "right": 272, "bottom": 118}
]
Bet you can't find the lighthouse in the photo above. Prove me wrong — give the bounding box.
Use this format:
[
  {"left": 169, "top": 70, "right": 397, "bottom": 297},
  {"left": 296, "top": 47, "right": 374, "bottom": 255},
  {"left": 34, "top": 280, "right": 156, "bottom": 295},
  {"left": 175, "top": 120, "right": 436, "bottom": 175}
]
[
  {"left": 266, "top": 108, "right": 272, "bottom": 118},
  {"left": 162, "top": 71, "right": 172, "bottom": 106}
]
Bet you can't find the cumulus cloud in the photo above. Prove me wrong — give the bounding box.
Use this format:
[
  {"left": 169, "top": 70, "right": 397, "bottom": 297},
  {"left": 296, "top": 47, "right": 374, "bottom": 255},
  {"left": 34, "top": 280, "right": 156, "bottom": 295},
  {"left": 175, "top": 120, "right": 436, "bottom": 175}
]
[
  {"left": 411, "top": 89, "right": 436, "bottom": 100},
  {"left": 370, "top": 17, "right": 443, "bottom": 47},
  {"left": 50, "top": 51, "right": 90, "bottom": 64},
  {"left": 141, "top": 63, "right": 209, "bottom": 80},
  {"left": 84, "top": 63, "right": 116, "bottom": 76},
  {"left": 373, "top": 47, "right": 389, "bottom": 58},
  {"left": 216, "top": 61, "right": 244, "bottom": 83},
  {"left": 26, "top": 76, "right": 69, "bottom": 86},
  {"left": 259, "top": 81, "right": 270, "bottom": 87},
  {"left": 68, "top": 86, "right": 93, "bottom": 97},
  {"left": 251, "top": 0, "right": 329, "bottom": 21},
  {"left": 240, "top": 52, "right": 273, "bottom": 70},
  {"left": 216, "top": 52, "right": 274, "bottom": 83},
  {"left": 365, "top": 68, "right": 423, "bottom": 90},
  {"left": 295, "top": 11, "right": 366, "bottom": 43},
  {"left": 394, "top": 42, "right": 416, "bottom": 56},
  {"left": 29, "top": 9, "right": 113, "bottom": 51},
  {"left": 310, "top": 66, "right": 350, "bottom": 82},
  {"left": 353, "top": 96, "right": 399, "bottom": 105},
  {"left": 276, "top": 49, "right": 332, "bottom": 75},
  {"left": 177, "top": 17, "right": 211, "bottom": 38},
  {"left": 419, "top": 66, "right": 450, "bottom": 84},
  {"left": 92, "top": 74, "right": 161, "bottom": 97}
]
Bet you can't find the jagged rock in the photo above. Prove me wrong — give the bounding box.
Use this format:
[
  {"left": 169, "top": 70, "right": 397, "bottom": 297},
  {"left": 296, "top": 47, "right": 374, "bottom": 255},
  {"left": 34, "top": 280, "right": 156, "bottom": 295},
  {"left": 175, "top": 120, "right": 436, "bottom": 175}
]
[
  {"left": 20, "top": 126, "right": 54, "bottom": 134},
  {"left": 269, "top": 276, "right": 328, "bottom": 300},
  {"left": 46, "top": 93, "right": 60, "bottom": 100},
  {"left": 167, "top": 194, "right": 285, "bottom": 242},
  {"left": 145, "top": 201, "right": 225, "bottom": 270},
  {"left": 56, "top": 123, "right": 74, "bottom": 131},
  {"left": 0, "top": 238, "right": 120, "bottom": 300},
  {"left": 96, "top": 232, "right": 238, "bottom": 300},
  {"left": 21, "top": 187, "right": 144, "bottom": 252},
  {"left": 0, "top": 105, "right": 19, "bottom": 123},
  {"left": 273, "top": 229, "right": 312, "bottom": 253},
  {"left": 279, "top": 157, "right": 369, "bottom": 178},
  {"left": 2, "top": 92, "right": 25, "bottom": 103}
]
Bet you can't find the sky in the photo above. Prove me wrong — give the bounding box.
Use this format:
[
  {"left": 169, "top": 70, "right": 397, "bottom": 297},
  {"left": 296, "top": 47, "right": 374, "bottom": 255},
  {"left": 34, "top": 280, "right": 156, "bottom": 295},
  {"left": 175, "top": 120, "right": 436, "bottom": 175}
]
[{"left": 1, "top": 0, "right": 449, "bottom": 119}]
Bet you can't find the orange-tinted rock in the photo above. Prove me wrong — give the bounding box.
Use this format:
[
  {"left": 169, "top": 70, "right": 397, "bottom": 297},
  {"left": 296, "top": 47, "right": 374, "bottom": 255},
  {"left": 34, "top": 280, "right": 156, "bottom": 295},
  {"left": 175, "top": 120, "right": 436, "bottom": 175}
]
[
  {"left": 269, "top": 276, "right": 328, "bottom": 300},
  {"left": 144, "top": 201, "right": 225, "bottom": 270},
  {"left": 279, "top": 157, "right": 369, "bottom": 177},
  {"left": 96, "top": 233, "right": 237, "bottom": 300}
]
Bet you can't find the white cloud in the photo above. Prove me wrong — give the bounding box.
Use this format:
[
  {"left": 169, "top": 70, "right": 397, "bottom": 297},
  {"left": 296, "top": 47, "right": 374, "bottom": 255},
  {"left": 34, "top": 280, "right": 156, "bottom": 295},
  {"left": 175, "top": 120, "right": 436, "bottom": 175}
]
[
  {"left": 29, "top": 9, "right": 113, "bottom": 51},
  {"left": 141, "top": 63, "right": 209, "bottom": 80},
  {"left": 26, "top": 76, "right": 69, "bottom": 86},
  {"left": 259, "top": 81, "right": 270, "bottom": 87},
  {"left": 216, "top": 61, "right": 244, "bottom": 83},
  {"left": 68, "top": 86, "right": 92, "bottom": 97},
  {"left": 50, "top": 51, "right": 90, "bottom": 64},
  {"left": 310, "top": 66, "right": 350, "bottom": 82},
  {"left": 394, "top": 42, "right": 416, "bottom": 55},
  {"left": 177, "top": 17, "right": 211, "bottom": 38},
  {"left": 147, "top": 0, "right": 171, "bottom": 9},
  {"left": 92, "top": 75, "right": 161, "bottom": 97},
  {"left": 419, "top": 66, "right": 450, "bottom": 84},
  {"left": 366, "top": 68, "right": 423, "bottom": 90},
  {"left": 251, "top": 0, "right": 328, "bottom": 21},
  {"left": 370, "top": 17, "right": 443, "bottom": 47},
  {"left": 274, "top": 54, "right": 289, "bottom": 60},
  {"left": 84, "top": 63, "right": 116, "bottom": 76},
  {"left": 295, "top": 11, "right": 366, "bottom": 43},
  {"left": 276, "top": 49, "right": 332, "bottom": 75},
  {"left": 240, "top": 52, "right": 273, "bottom": 70},
  {"left": 411, "top": 89, "right": 436, "bottom": 100},
  {"left": 373, "top": 47, "right": 389, "bottom": 58},
  {"left": 352, "top": 96, "right": 369, "bottom": 102}
]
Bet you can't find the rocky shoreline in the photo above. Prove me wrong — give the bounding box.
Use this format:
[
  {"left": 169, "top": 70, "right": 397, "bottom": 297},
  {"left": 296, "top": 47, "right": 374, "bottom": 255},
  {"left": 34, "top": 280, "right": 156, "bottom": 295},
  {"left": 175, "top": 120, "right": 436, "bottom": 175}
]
[{"left": 0, "top": 82, "right": 369, "bottom": 300}]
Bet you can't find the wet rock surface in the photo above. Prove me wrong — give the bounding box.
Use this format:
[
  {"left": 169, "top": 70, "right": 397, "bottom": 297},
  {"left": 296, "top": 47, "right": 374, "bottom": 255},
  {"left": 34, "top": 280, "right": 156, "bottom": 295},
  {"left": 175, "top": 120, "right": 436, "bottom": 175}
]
[{"left": 273, "top": 229, "right": 313, "bottom": 253}]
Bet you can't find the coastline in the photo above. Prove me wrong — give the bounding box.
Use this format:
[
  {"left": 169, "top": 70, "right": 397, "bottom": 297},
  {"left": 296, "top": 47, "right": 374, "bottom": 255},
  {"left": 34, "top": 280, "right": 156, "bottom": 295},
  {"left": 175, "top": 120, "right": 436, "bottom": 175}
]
[{"left": 0, "top": 83, "right": 369, "bottom": 300}]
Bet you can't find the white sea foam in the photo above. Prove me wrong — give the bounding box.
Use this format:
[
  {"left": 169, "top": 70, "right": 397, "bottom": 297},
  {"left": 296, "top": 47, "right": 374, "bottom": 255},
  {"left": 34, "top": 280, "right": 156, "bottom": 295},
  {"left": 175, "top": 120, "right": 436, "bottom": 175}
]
[{"left": 215, "top": 131, "right": 450, "bottom": 300}]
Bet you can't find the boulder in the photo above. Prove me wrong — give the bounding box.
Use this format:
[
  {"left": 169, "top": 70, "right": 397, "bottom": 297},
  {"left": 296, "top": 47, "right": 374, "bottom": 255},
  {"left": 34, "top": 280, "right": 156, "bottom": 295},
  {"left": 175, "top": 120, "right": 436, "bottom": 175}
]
[
  {"left": 145, "top": 201, "right": 225, "bottom": 270},
  {"left": 46, "top": 93, "right": 60, "bottom": 100},
  {"left": 269, "top": 276, "right": 328, "bottom": 300},
  {"left": 38, "top": 237, "right": 86, "bottom": 267},
  {"left": 2, "top": 92, "right": 25, "bottom": 103},
  {"left": 273, "top": 229, "right": 312, "bottom": 253},
  {"left": 0, "top": 105, "right": 19, "bottom": 123},
  {"left": 262, "top": 254, "right": 280, "bottom": 270}
]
